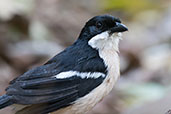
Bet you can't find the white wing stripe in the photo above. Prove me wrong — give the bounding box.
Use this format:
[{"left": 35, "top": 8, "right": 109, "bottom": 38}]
[{"left": 54, "top": 71, "right": 105, "bottom": 79}]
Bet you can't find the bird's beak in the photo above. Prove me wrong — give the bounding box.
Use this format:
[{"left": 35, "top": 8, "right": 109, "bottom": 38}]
[{"left": 110, "top": 22, "right": 128, "bottom": 34}]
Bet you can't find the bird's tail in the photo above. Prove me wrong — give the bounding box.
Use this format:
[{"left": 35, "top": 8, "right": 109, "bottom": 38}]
[{"left": 0, "top": 95, "right": 13, "bottom": 109}]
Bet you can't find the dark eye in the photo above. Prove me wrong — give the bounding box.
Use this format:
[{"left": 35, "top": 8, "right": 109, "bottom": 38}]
[{"left": 95, "top": 21, "right": 103, "bottom": 29}]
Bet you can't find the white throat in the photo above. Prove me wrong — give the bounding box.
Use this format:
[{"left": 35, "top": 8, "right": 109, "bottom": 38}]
[
  {"left": 88, "top": 31, "right": 122, "bottom": 52},
  {"left": 88, "top": 30, "right": 121, "bottom": 91},
  {"left": 52, "top": 31, "right": 122, "bottom": 114}
]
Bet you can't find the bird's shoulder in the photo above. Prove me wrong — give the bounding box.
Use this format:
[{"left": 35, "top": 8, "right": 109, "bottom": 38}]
[{"left": 10, "top": 40, "right": 107, "bottom": 83}]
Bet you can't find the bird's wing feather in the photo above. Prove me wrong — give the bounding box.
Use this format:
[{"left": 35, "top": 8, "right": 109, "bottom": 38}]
[
  {"left": 7, "top": 74, "right": 105, "bottom": 114},
  {"left": 6, "top": 41, "right": 107, "bottom": 113}
]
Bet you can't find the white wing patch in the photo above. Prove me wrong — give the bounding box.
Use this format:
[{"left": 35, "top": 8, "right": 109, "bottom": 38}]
[{"left": 54, "top": 71, "right": 106, "bottom": 79}]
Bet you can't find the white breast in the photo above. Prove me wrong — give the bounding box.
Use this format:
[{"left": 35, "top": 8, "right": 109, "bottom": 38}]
[
  {"left": 52, "top": 32, "right": 121, "bottom": 114},
  {"left": 52, "top": 50, "right": 120, "bottom": 114}
]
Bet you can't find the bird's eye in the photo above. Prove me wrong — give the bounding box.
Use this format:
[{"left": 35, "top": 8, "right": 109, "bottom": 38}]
[{"left": 95, "top": 21, "right": 103, "bottom": 29}]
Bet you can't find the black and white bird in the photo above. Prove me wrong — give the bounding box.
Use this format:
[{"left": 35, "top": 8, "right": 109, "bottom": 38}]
[{"left": 0, "top": 15, "right": 128, "bottom": 114}]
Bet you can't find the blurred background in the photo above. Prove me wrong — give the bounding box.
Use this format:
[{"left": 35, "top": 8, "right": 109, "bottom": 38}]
[{"left": 0, "top": 0, "right": 171, "bottom": 114}]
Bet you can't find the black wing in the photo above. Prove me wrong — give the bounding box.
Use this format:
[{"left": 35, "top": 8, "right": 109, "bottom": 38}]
[
  {"left": 7, "top": 73, "right": 105, "bottom": 114},
  {"left": 5, "top": 40, "right": 107, "bottom": 114}
]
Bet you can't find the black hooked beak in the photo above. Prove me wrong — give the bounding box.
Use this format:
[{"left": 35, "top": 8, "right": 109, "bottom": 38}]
[{"left": 110, "top": 22, "right": 128, "bottom": 34}]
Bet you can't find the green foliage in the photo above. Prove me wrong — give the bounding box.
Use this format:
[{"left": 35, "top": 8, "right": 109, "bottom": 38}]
[{"left": 100, "top": 0, "right": 160, "bottom": 14}]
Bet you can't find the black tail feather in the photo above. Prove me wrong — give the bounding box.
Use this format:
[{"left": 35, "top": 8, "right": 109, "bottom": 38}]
[{"left": 0, "top": 95, "right": 13, "bottom": 109}]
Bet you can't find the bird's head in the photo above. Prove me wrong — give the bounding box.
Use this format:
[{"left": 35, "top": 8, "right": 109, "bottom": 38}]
[{"left": 78, "top": 15, "right": 128, "bottom": 51}]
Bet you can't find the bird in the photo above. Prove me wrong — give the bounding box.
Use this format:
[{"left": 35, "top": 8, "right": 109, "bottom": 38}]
[{"left": 0, "top": 14, "right": 128, "bottom": 114}]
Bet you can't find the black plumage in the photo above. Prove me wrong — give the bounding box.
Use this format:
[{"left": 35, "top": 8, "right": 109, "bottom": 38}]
[
  {"left": 3, "top": 39, "right": 107, "bottom": 113},
  {"left": 10, "top": 39, "right": 107, "bottom": 83},
  {"left": 0, "top": 14, "right": 128, "bottom": 114}
]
